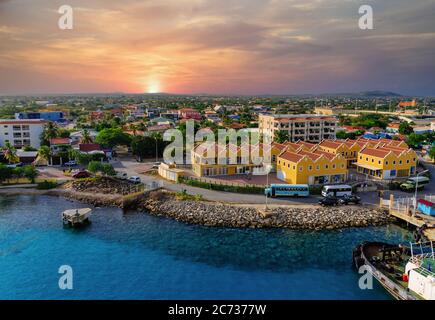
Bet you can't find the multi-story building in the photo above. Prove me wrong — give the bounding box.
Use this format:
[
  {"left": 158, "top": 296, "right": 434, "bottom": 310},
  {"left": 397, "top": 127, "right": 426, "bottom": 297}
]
[
  {"left": 15, "top": 111, "right": 65, "bottom": 122},
  {"left": 276, "top": 147, "right": 348, "bottom": 185},
  {"left": 258, "top": 114, "right": 338, "bottom": 143},
  {"left": 191, "top": 143, "right": 267, "bottom": 177},
  {"left": 356, "top": 145, "right": 417, "bottom": 179},
  {"left": 0, "top": 119, "right": 47, "bottom": 149}
]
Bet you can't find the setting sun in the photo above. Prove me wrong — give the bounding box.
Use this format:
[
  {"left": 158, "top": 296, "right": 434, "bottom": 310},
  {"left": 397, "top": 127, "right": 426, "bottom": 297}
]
[{"left": 146, "top": 81, "right": 161, "bottom": 94}]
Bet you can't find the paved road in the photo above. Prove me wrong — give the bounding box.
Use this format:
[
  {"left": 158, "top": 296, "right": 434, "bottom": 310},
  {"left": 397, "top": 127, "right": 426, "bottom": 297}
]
[{"left": 112, "top": 158, "right": 435, "bottom": 206}]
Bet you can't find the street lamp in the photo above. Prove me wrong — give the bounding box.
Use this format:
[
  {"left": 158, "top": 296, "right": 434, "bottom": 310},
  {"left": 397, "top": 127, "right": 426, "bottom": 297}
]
[
  {"left": 265, "top": 164, "right": 272, "bottom": 211},
  {"left": 413, "top": 169, "right": 429, "bottom": 216},
  {"left": 154, "top": 136, "right": 158, "bottom": 163}
]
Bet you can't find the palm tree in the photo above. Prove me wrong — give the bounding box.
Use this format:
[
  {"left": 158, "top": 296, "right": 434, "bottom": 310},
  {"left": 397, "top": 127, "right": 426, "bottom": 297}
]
[
  {"left": 41, "top": 122, "right": 58, "bottom": 146},
  {"left": 3, "top": 142, "right": 19, "bottom": 164},
  {"left": 81, "top": 129, "right": 93, "bottom": 143},
  {"left": 37, "top": 145, "right": 52, "bottom": 165},
  {"left": 129, "top": 123, "right": 138, "bottom": 136}
]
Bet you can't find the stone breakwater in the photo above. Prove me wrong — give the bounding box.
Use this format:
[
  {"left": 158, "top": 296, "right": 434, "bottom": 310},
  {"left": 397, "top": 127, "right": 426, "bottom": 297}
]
[{"left": 139, "top": 192, "right": 394, "bottom": 230}]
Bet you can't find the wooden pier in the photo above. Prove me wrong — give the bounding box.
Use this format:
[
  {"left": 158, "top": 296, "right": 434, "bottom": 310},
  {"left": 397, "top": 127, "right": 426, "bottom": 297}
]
[
  {"left": 62, "top": 208, "right": 92, "bottom": 227},
  {"left": 386, "top": 195, "right": 435, "bottom": 241}
]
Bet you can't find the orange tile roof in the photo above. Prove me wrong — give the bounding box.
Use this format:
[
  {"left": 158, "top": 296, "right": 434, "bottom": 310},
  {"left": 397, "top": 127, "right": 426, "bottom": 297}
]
[
  {"left": 297, "top": 150, "right": 322, "bottom": 161},
  {"left": 279, "top": 151, "right": 304, "bottom": 163},
  {"left": 319, "top": 140, "right": 342, "bottom": 149},
  {"left": 359, "top": 148, "right": 390, "bottom": 158},
  {"left": 312, "top": 149, "right": 335, "bottom": 160},
  {"left": 49, "top": 138, "right": 71, "bottom": 145}
]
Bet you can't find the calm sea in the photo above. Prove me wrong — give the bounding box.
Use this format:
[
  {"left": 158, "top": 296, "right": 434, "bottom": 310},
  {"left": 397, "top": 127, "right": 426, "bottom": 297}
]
[{"left": 0, "top": 195, "right": 412, "bottom": 299}]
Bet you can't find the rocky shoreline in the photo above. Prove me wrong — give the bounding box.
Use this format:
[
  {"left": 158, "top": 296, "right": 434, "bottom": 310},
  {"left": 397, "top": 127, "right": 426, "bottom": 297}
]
[
  {"left": 0, "top": 183, "right": 395, "bottom": 230},
  {"left": 138, "top": 190, "right": 394, "bottom": 230}
]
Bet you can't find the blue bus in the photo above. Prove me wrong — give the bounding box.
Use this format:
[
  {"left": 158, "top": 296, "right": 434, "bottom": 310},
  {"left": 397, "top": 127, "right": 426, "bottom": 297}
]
[{"left": 264, "top": 184, "right": 310, "bottom": 198}]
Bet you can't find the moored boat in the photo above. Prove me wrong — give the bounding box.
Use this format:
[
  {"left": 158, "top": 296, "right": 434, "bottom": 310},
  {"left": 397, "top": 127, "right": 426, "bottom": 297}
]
[
  {"left": 353, "top": 241, "right": 435, "bottom": 300},
  {"left": 62, "top": 208, "right": 92, "bottom": 227}
]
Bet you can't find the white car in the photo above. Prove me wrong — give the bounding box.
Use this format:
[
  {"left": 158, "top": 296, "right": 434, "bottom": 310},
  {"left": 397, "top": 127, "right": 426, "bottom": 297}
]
[
  {"left": 116, "top": 172, "right": 128, "bottom": 180},
  {"left": 128, "top": 176, "right": 141, "bottom": 184}
]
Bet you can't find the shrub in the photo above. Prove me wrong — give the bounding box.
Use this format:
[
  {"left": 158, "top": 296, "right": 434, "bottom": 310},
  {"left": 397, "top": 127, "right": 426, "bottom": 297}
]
[
  {"left": 179, "top": 177, "right": 264, "bottom": 194},
  {"left": 37, "top": 180, "right": 58, "bottom": 190}
]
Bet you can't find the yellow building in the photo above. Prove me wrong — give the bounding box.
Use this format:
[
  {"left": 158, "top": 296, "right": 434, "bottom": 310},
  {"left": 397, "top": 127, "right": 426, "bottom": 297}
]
[
  {"left": 276, "top": 148, "right": 348, "bottom": 185},
  {"left": 191, "top": 143, "right": 266, "bottom": 177},
  {"left": 316, "top": 138, "right": 409, "bottom": 168},
  {"left": 356, "top": 145, "right": 417, "bottom": 179}
]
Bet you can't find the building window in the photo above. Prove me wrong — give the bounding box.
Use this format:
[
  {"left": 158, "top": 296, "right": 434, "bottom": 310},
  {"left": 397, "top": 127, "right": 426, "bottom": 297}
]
[
  {"left": 308, "top": 166, "right": 312, "bottom": 171},
  {"left": 386, "top": 161, "right": 388, "bottom": 165},
  {"left": 406, "top": 160, "right": 409, "bottom": 164},
  {"left": 13, "top": 125, "right": 21, "bottom": 131},
  {"left": 299, "top": 167, "right": 303, "bottom": 172},
  {"left": 378, "top": 161, "right": 381, "bottom": 164},
  {"left": 332, "top": 164, "right": 336, "bottom": 169},
  {"left": 22, "top": 125, "right": 29, "bottom": 131},
  {"left": 325, "top": 164, "right": 328, "bottom": 169},
  {"left": 316, "top": 165, "right": 320, "bottom": 170},
  {"left": 399, "top": 160, "right": 402, "bottom": 164},
  {"left": 393, "top": 161, "right": 396, "bottom": 165}
]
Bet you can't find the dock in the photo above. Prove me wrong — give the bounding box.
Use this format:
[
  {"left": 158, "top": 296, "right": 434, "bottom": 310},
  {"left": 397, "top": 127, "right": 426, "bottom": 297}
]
[
  {"left": 62, "top": 208, "right": 92, "bottom": 227},
  {"left": 385, "top": 195, "right": 435, "bottom": 241}
]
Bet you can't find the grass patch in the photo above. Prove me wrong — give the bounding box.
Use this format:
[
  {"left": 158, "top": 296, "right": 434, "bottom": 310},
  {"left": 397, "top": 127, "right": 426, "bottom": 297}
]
[{"left": 175, "top": 190, "right": 204, "bottom": 201}]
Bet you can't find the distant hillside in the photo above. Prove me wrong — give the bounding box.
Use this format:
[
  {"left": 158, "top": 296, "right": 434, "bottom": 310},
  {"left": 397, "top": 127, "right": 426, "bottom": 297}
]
[{"left": 358, "top": 91, "right": 403, "bottom": 97}]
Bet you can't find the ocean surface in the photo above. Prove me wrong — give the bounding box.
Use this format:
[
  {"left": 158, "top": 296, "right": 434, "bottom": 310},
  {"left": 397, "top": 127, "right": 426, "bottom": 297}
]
[{"left": 0, "top": 195, "right": 413, "bottom": 300}]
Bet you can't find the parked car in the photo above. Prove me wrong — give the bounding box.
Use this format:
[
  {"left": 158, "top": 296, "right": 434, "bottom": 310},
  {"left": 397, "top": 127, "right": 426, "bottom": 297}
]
[
  {"left": 116, "top": 172, "right": 128, "bottom": 180},
  {"left": 128, "top": 176, "right": 141, "bottom": 184},
  {"left": 63, "top": 160, "right": 77, "bottom": 167},
  {"left": 6, "top": 162, "right": 23, "bottom": 168},
  {"left": 72, "top": 170, "right": 92, "bottom": 179},
  {"left": 338, "top": 194, "right": 361, "bottom": 205},
  {"left": 319, "top": 196, "right": 339, "bottom": 206}
]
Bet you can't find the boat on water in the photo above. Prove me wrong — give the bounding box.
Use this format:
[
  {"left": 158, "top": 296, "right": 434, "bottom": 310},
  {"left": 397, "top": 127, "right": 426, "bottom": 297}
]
[
  {"left": 353, "top": 241, "right": 435, "bottom": 300},
  {"left": 62, "top": 208, "right": 92, "bottom": 227}
]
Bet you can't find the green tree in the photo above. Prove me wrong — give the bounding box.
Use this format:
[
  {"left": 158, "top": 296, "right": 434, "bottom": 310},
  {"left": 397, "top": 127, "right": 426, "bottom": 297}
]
[
  {"left": 81, "top": 129, "right": 93, "bottom": 143},
  {"left": 95, "top": 128, "right": 131, "bottom": 148},
  {"left": 429, "top": 146, "right": 435, "bottom": 161},
  {"left": 87, "top": 161, "right": 104, "bottom": 173},
  {"left": 40, "top": 122, "right": 58, "bottom": 146},
  {"left": 3, "top": 142, "right": 19, "bottom": 164},
  {"left": 0, "top": 164, "right": 13, "bottom": 184},
  {"left": 23, "top": 145, "right": 37, "bottom": 152},
  {"left": 38, "top": 145, "right": 52, "bottom": 162},
  {"left": 102, "top": 163, "right": 116, "bottom": 176},
  {"left": 131, "top": 135, "right": 154, "bottom": 161},
  {"left": 23, "top": 165, "right": 38, "bottom": 183},
  {"left": 274, "top": 130, "right": 289, "bottom": 143},
  {"left": 399, "top": 122, "right": 414, "bottom": 135}
]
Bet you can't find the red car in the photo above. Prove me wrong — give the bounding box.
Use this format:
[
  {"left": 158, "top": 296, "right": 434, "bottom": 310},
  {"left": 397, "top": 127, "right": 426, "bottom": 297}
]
[{"left": 72, "top": 170, "right": 92, "bottom": 179}]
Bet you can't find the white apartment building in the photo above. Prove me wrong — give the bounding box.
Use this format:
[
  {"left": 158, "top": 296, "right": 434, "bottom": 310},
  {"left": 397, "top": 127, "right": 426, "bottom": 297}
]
[
  {"left": 258, "top": 114, "right": 338, "bottom": 143},
  {"left": 0, "top": 119, "right": 47, "bottom": 149}
]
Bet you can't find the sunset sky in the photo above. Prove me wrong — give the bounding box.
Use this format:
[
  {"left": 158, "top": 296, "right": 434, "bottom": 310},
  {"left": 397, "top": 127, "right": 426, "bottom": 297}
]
[{"left": 0, "top": 0, "right": 434, "bottom": 96}]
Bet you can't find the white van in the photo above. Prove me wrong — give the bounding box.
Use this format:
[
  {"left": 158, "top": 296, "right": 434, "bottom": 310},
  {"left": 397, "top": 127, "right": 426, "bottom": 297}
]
[{"left": 321, "top": 185, "right": 353, "bottom": 198}]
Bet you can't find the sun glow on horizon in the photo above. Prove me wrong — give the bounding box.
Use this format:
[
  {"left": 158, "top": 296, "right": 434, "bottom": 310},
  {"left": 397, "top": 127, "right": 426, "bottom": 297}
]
[{"left": 146, "top": 80, "right": 161, "bottom": 94}]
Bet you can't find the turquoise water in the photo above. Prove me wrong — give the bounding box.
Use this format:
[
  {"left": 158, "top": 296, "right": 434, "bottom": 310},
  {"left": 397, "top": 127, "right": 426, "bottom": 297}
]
[{"left": 0, "top": 195, "right": 413, "bottom": 300}]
